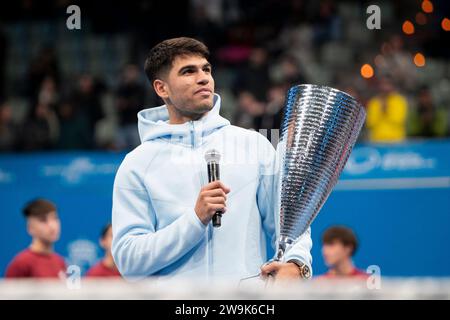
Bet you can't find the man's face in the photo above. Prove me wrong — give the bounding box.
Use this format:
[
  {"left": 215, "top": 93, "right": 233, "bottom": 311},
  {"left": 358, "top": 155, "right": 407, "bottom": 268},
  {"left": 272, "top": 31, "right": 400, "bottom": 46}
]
[
  {"left": 154, "top": 54, "right": 215, "bottom": 118},
  {"left": 27, "top": 211, "right": 61, "bottom": 244},
  {"left": 322, "top": 240, "right": 352, "bottom": 267},
  {"left": 100, "top": 226, "right": 113, "bottom": 252}
]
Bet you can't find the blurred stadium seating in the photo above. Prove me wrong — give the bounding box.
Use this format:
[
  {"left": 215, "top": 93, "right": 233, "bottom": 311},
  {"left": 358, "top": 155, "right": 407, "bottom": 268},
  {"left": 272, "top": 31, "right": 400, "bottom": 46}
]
[{"left": 0, "top": 0, "right": 449, "bottom": 151}]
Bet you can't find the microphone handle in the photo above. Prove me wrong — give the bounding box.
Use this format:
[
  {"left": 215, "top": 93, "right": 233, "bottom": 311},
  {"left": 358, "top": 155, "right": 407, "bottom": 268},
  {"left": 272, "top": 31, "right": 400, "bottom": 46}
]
[{"left": 207, "top": 162, "right": 222, "bottom": 227}]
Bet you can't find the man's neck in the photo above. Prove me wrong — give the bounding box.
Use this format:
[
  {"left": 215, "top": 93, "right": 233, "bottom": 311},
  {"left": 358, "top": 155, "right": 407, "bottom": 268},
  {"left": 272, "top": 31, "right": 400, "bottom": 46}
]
[
  {"left": 166, "top": 104, "right": 208, "bottom": 124},
  {"left": 331, "top": 258, "right": 355, "bottom": 276},
  {"left": 29, "top": 239, "right": 53, "bottom": 255}
]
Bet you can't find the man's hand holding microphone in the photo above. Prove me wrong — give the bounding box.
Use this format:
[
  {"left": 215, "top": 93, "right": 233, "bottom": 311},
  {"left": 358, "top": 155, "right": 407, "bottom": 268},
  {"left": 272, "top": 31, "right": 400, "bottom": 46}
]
[
  {"left": 195, "top": 149, "right": 229, "bottom": 227},
  {"left": 195, "top": 180, "right": 230, "bottom": 226}
]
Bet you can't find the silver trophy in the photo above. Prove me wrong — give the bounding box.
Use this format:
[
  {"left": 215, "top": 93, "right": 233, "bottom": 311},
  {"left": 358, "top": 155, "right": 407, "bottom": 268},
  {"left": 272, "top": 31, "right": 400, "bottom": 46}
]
[
  {"left": 274, "top": 84, "right": 366, "bottom": 263},
  {"left": 240, "top": 84, "right": 365, "bottom": 284}
]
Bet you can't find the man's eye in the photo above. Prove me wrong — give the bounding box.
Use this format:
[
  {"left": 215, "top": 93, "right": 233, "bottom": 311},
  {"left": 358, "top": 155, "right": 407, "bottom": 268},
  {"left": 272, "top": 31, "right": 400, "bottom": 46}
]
[
  {"left": 204, "top": 68, "right": 211, "bottom": 73},
  {"left": 183, "top": 69, "right": 194, "bottom": 74}
]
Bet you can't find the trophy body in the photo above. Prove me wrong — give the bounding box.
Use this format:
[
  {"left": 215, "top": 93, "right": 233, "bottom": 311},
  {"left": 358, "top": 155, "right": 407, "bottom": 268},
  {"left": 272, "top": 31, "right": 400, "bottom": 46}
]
[{"left": 274, "top": 84, "right": 366, "bottom": 261}]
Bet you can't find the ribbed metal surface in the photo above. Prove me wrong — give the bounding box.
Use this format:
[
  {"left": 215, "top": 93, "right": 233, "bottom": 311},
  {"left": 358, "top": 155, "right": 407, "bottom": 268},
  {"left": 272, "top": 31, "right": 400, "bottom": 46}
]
[{"left": 277, "top": 84, "right": 366, "bottom": 257}]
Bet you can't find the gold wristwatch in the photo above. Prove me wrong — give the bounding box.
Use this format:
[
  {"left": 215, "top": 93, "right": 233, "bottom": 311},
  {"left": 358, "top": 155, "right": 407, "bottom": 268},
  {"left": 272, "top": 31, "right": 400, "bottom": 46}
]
[{"left": 287, "top": 259, "right": 312, "bottom": 279}]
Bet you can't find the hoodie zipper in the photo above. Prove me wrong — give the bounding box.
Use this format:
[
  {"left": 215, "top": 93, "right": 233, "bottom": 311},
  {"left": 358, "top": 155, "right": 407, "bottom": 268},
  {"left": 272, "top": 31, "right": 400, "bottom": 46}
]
[
  {"left": 190, "top": 121, "right": 195, "bottom": 148},
  {"left": 190, "top": 120, "right": 213, "bottom": 279}
]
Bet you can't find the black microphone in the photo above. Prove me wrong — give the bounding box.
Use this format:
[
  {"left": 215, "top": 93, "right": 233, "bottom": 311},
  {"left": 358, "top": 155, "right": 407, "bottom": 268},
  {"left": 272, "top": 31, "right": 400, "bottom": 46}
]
[{"left": 204, "top": 149, "right": 222, "bottom": 228}]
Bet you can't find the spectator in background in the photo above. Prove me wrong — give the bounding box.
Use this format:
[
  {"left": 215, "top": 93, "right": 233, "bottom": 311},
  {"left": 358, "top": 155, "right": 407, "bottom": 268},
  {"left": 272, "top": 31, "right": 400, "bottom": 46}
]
[
  {"left": 259, "top": 54, "right": 306, "bottom": 131},
  {"left": 26, "top": 47, "right": 60, "bottom": 101},
  {"left": 316, "top": 226, "right": 367, "bottom": 279},
  {"left": 381, "top": 35, "right": 417, "bottom": 91},
  {"left": 187, "top": 1, "right": 223, "bottom": 52},
  {"left": 410, "top": 86, "right": 448, "bottom": 138},
  {"left": 115, "top": 64, "right": 146, "bottom": 150},
  {"left": 18, "top": 101, "right": 59, "bottom": 151},
  {"left": 277, "top": 54, "right": 306, "bottom": 88},
  {"left": 234, "top": 47, "right": 271, "bottom": 129},
  {"left": 71, "top": 74, "right": 105, "bottom": 148},
  {"left": 0, "top": 24, "right": 6, "bottom": 99},
  {"left": 260, "top": 82, "right": 286, "bottom": 130},
  {"left": 26, "top": 75, "right": 61, "bottom": 149},
  {"left": 85, "top": 223, "right": 121, "bottom": 278},
  {"left": 56, "top": 100, "right": 92, "bottom": 149},
  {"left": 234, "top": 91, "right": 265, "bottom": 129},
  {"left": 37, "top": 76, "right": 59, "bottom": 110},
  {"left": 235, "top": 47, "right": 271, "bottom": 103},
  {"left": 340, "top": 85, "right": 368, "bottom": 142},
  {"left": 366, "top": 76, "right": 408, "bottom": 143},
  {"left": 312, "top": 0, "right": 341, "bottom": 47},
  {"left": 0, "top": 100, "right": 18, "bottom": 151},
  {"left": 5, "top": 199, "right": 66, "bottom": 278}
]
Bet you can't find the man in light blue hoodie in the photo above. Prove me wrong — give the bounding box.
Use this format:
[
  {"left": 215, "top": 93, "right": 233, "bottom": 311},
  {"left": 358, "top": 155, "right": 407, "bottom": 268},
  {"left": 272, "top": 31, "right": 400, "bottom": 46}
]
[{"left": 112, "top": 37, "right": 312, "bottom": 282}]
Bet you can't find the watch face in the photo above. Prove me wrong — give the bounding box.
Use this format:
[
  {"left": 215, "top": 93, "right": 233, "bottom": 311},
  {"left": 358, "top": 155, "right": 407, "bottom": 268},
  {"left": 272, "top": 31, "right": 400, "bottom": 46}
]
[{"left": 302, "top": 265, "right": 311, "bottom": 279}]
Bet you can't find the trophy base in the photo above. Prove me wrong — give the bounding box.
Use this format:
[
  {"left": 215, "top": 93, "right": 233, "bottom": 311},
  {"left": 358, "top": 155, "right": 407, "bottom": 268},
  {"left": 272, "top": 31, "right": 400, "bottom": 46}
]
[
  {"left": 238, "top": 260, "right": 279, "bottom": 289},
  {"left": 238, "top": 273, "right": 269, "bottom": 289},
  {"left": 238, "top": 240, "right": 293, "bottom": 289}
]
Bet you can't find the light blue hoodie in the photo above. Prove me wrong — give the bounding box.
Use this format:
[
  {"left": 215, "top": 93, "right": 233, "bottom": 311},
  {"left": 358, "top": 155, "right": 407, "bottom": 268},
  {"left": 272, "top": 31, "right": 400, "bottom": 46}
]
[{"left": 111, "top": 94, "right": 312, "bottom": 281}]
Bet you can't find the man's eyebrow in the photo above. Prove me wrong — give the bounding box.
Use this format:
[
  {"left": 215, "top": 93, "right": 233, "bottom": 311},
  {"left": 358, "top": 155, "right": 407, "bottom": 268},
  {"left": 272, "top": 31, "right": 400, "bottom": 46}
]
[{"left": 178, "top": 63, "right": 212, "bottom": 74}]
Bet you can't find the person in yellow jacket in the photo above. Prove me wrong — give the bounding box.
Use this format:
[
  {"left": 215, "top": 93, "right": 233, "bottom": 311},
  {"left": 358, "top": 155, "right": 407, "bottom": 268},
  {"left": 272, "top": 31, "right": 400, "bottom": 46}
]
[{"left": 366, "top": 76, "right": 409, "bottom": 142}]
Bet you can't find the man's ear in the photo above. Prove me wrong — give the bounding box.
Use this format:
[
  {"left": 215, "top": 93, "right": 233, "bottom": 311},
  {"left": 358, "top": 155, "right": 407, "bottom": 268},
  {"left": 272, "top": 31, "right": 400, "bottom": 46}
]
[{"left": 153, "top": 79, "right": 169, "bottom": 100}]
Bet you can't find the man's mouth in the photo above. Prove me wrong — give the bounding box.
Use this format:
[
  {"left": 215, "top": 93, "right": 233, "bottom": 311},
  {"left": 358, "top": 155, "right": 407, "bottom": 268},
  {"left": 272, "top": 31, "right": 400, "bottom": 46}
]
[{"left": 195, "top": 88, "right": 212, "bottom": 95}]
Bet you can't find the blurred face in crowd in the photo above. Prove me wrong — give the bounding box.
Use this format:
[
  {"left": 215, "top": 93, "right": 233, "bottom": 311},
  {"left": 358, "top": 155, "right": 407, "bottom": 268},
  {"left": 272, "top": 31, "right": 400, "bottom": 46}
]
[
  {"left": 100, "top": 226, "right": 113, "bottom": 253},
  {"left": 38, "top": 76, "right": 58, "bottom": 106},
  {"left": 267, "top": 85, "right": 286, "bottom": 106},
  {"left": 35, "top": 103, "right": 50, "bottom": 119},
  {"left": 281, "top": 58, "right": 299, "bottom": 79},
  {"left": 27, "top": 211, "right": 61, "bottom": 245},
  {"left": 390, "top": 35, "right": 404, "bottom": 51},
  {"left": 238, "top": 91, "right": 264, "bottom": 115},
  {"left": 79, "top": 75, "right": 94, "bottom": 94},
  {"left": 419, "top": 89, "right": 433, "bottom": 107},
  {"left": 124, "top": 65, "right": 140, "bottom": 84},
  {"left": 153, "top": 54, "right": 215, "bottom": 121},
  {"left": 0, "top": 103, "right": 12, "bottom": 123},
  {"left": 379, "top": 77, "right": 395, "bottom": 95},
  {"left": 40, "top": 76, "right": 56, "bottom": 93},
  {"left": 322, "top": 240, "right": 353, "bottom": 267},
  {"left": 58, "top": 102, "right": 75, "bottom": 119},
  {"left": 249, "top": 48, "right": 268, "bottom": 67}
]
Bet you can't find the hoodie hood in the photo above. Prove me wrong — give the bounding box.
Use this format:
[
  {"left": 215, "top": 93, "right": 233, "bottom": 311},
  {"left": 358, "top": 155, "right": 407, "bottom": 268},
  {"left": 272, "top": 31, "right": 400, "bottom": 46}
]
[{"left": 137, "top": 94, "right": 230, "bottom": 146}]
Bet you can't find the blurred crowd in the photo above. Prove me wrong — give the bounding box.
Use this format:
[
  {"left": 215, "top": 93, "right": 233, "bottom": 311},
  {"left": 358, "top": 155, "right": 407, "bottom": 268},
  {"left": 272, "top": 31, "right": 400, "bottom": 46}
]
[{"left": 0, "top": 0, "right": 449, "bottom": 152}]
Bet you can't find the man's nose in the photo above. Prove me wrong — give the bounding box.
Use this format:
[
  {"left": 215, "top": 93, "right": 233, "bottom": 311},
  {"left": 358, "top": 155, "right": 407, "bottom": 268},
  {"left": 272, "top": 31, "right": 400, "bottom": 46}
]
[{"left": 197, "top": 73, "right": 209, "bottom": 86}]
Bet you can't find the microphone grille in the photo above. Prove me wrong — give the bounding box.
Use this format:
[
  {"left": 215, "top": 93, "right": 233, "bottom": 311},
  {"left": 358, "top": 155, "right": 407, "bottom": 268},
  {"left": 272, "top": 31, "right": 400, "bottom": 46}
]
[{"left": 204, "top": 149, "right": 221, "bottom": 163}]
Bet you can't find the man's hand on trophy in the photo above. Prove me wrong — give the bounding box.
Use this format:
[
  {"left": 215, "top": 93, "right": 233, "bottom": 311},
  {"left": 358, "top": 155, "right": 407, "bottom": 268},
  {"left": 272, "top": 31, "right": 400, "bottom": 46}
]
[{"left": 260, "top": 261, "right": 301, "bottom": 281}]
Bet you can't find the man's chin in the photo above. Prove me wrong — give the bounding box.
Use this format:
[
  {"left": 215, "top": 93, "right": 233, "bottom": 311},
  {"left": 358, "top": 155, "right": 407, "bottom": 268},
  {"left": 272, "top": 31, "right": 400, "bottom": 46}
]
[
  {"left": 202, "top": 103, "right": 214, "bottom": 112},
  {"left": 46, "top": 236, "right": 59, "bottom": 244},
  {"left": 195, "top": 101, "right": 214, "bottom": 113}
]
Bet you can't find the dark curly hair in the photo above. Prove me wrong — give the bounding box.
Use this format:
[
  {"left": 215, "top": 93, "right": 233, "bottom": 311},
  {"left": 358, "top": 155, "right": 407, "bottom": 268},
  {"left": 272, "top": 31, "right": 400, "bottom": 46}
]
[{"left": 144, "top": 37, "right": 210, "bottom": 84}]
